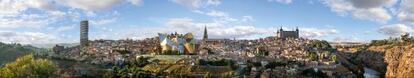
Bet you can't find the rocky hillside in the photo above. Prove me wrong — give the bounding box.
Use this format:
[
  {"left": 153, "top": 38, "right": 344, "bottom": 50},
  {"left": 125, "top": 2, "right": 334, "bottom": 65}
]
[
  {"left": 347, "top": 43, "right": 414, "bottom": 78},
  {"left": 365, "top": 44, "right": 414, "bottom": 78}
]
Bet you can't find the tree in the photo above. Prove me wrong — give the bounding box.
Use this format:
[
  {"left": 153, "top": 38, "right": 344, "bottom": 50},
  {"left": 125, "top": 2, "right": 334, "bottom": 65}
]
[
  {"left": 0, "top": 54, "right": 58, "bottom": 78},
  {"left": 308, "top": 52, "right": 317, "bottom": 61},
  {"left": 204, "top": 72, "right": 212, "bottom": 78},
  {"left": 401, "top": 33, "right": 413, "bottom": 42},
  {"left": 331, "top": 55, "right": 337, "bottom": 62}
]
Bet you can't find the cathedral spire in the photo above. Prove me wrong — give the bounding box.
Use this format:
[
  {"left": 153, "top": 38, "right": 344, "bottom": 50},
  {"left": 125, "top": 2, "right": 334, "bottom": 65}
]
[
  {"left": 296, "top": 26, "right": 299, "bottom": 32},
  {"left": 203, "top": 26, "right": 208, "bottom": 40}
]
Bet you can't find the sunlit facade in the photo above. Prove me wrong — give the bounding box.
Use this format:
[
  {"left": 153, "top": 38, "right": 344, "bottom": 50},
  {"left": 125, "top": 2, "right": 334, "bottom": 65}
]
[{"left": 158, "top": 32, "right": 196, "bottom": 55}]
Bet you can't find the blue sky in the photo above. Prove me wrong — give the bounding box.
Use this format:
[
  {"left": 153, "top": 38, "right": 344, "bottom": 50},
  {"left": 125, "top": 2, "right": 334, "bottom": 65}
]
[{"left": 0, "top": 0, "right": 413, "bottom": 44}]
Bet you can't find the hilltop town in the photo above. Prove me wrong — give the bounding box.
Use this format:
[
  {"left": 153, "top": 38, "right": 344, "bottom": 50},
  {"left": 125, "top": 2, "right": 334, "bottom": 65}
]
[{"left": 47, "top": 21, "right": 357, "bottom": 78}]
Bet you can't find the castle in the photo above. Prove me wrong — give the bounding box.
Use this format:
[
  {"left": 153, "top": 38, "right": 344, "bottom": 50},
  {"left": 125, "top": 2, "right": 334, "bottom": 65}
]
[{"left": 276, "top": 27, "right": 299, "bottom": 39}]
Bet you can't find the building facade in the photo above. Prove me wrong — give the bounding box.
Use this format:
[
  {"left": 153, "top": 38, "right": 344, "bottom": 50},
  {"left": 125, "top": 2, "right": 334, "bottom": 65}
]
[
  {"left": 158, "top": 32, "right": 197, "bottom": 55},
  {"left": 80, "top": 20, "right": 89, "bottom": 47}
]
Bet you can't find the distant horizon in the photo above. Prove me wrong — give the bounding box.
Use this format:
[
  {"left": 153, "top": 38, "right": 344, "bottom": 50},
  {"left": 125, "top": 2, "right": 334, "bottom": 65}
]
[{"left": 0, "top": 0, "right": 413, "bottom": 44}]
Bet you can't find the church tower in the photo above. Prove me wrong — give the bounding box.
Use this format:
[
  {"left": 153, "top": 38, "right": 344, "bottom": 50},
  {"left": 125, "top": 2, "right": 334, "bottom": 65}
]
[{"left": 203, "top": 26, "right": 208, "bottom": 40}]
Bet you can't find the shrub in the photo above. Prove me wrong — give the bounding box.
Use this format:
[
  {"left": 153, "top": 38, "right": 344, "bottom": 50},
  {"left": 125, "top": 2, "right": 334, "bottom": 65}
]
[
  {"left": 265, "top": 61, "right": 287, "bottom": 69},
  {"left": 0, "top": 54, "right": 58, "bottom": 78}
]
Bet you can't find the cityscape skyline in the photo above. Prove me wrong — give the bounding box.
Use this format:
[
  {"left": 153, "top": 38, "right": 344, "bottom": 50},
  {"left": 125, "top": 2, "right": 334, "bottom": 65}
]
[{"left": 0, "top": 0, "right": 413, "bottom": 44}]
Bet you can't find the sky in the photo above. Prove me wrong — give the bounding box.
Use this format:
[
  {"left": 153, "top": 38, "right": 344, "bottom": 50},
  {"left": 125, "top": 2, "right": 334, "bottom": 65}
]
[{"left": 0, "top": 0, "right": 413, "bottom": 44}]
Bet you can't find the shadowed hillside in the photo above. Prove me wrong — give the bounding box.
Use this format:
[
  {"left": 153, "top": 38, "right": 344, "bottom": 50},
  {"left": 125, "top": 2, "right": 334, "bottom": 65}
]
[{"left": 0, "top": 42, "right": 49, "bottom": 65}]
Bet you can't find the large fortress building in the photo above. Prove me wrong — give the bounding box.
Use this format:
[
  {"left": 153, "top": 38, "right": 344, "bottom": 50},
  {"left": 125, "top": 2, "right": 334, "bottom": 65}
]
[{"left": 277, "top": 27, "right": 299, "bottom": 39}]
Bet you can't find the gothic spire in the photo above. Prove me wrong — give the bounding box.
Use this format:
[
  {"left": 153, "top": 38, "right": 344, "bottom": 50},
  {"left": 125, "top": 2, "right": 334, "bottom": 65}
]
[{"left": 203, "top": 26, "right": 208, "bottom": 40}]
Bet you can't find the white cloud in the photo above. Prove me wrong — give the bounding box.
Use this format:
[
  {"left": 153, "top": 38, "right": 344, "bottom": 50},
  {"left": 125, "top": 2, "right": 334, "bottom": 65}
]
[
  {"left": 349, "top": 0, "right": 396, "bottom": 9},
  {"left": 0, "top": 0, "right": 127, "bottom": 44},
  {"left": 300, "top": 28, "right": 338, "bottom": 38},
  {"left": 333, "top": 36, "right": 361, "bottom": 42},
  {"left": 165, "top": 18, "right": 338, "bottom": 39},
  {"left": 322, "top": 0, "right": 395, "bottom": 23},
  {"left": 206, "top": 10, "right": 228, "bottom": 17},
  {"left": 268, "top": 0, "right": 293, "bottom": 4},
  {"left": 241, "top": 16, "right": 254, "bottom": 22},
  {"left": 207, "top": 0, "right": 221, "bottom": 6},
  {"left": 167, "top": 18, "right": 195, "bottom": 28},
  {"left": 378, "top": 24, "right": 413, "bottom": 36},
  {"left": 48, "top": 11, "right": 67, "bottom": 17},
  {"left": 352, "top": 8, "right": 392, "bottom": 23},
  {"left": 205, "top": 10, "right": 238, "bottom": 23},
  {"left": 0, "top": 31, "right": 58, "bottom": 44},
  {"left": 90, "top": 17, "right": 118, "bottom": 26},
  {"left": 171, "top": 0, "right": 203, "bottom": 9},
  {"left": 56, "top": 0, "right": 123, "bottom": 11},
  {"left": 55, "top": 25, "right": 75, "bottom": 32},
  {"left": 0, "top": 0, "right": 55, "bottom": 15},
  {"left": 398, "top": 0, "right": 414, "bottom": 24},
  {"left": 0, "top": 14, "right": 52, "bottom": 29},
  {"left": 213, "top": 26, "right": 269, "bottom": 38},
  {"left": 164, "top": 18, "right": 267, "bottom": 39},
  {"left": 128, "top": 0, "right": 143, "bottom": 6},
  {"left": 170, "top": 0, "right": 221, "bottom": 9}
]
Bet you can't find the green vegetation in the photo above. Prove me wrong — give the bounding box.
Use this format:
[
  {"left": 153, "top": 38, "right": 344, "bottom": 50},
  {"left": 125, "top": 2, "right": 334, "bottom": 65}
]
[
  {"left": 265, "top": 61, "right": 287, "bottom": 69},
  {"left": 308, "top": 52, "right": 318, "bottom": 61},
  {"left": 0, "top": 54, "right": 58, "bottom": 78},
  {"left": 301, "top": 68, "right": 328, "bottom": 78},
  {"left": 370, "top": 33, "right": 414, "bottom": 46},
  {"left": 256, "top": 49, "right": 269, "bottom": 56},
  {"left": 0, "top": 42, "right": 51, "bottom": 65},
  {"left": 309, "top": 40, "right": 333, "bottom": 51},
  {"left": 203, "top": 72, "right": 212, "bottom": 78},
  {"left": 103, "top": 56, "right": 154, "bottom": 78},
  {"left": 196, "top": 59, "right": 235, "bottom": 66},
  {"left": 161, "top": 50, "right": 181, "bottom": 55},
  {"left": 331, "top": 55, "right": 337, "bottom": 62}
]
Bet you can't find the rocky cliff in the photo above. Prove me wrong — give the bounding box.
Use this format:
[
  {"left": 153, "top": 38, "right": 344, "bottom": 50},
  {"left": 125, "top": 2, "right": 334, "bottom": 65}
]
[{"left": 356, "top": 44, "right": 414, "bottom": 78}]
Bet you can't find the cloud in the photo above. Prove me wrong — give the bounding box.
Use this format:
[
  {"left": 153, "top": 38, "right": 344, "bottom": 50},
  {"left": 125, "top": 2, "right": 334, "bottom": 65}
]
[
  {"left": 0, "top": 14, "right": 52, "bottom": 29},
  {"left": 349, "top": 0, "right": 396, "bottom": 9},
  {"left": 378, "top": 24, "right": 413, "bottom": 36},
  {"left": 241, "top": 16, "right": 254, "bottom": 22},
  {"left": 268, "top": 0, "right": 293, "bottom": 4},
  {"left": 171, "top": 0, "right": 203, "bottom": 9},
  {"left": 90, "top": 17, "right": 118, "bottom": 26},
  {"left": 170, "top": 0, "right": 221, "bottom": 9},
  {"left": 333, "top": 36, "right": 361, "bottom": 42},
  {"left": 299, "top": 28, "right": 338, "bottom": 38},
  {"left": 165, "top": 18, "right": 338, "bottom": 39},
  {"left": 128, "top": 0, "right": 143, "bottom": 6},
  {"left": 55, "top": 25, "right": 75, "bottom": 32},
  {"left": 397, "top": 0, "right": 414, "bottom": 24},
  {"left": 56, "top": 0, "right": 123, "bottom": 11},
  {"left": 205, "top": 10, "right": 238, "bottom": 23},
  {"left": 0, "top": 31, "right": 58, "bottom": 44},
  {"left": 164, "top": 18, "right": 267, "bottom": 39},
  {"left": 207, "top": 0, "right": 221, "bottom": 6},
  {"left": 166, "top": 18, "right": 195, "bottom": 28},
  {"left": 322, "top": 0, "right": 395, "bottom": 23},
  {"left": 0, "top": 0, "right": 55, "bottom": 15},
  {"left": 352, "top": 8, "right": 392, "bottom": 23}
]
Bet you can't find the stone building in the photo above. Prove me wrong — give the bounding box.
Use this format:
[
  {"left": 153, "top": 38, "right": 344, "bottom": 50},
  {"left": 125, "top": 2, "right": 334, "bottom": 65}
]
[
  {"left": 53, "top": 45, "right": 64, "bottom": 54},
  {"left": 277, "top": 27, "right": 299, "bottom": 39}
]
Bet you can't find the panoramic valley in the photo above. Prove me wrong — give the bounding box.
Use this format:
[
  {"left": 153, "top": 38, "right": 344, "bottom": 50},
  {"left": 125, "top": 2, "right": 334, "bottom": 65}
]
[{"left": 1, "top": 0, "right": 414, "bottom": 78}]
